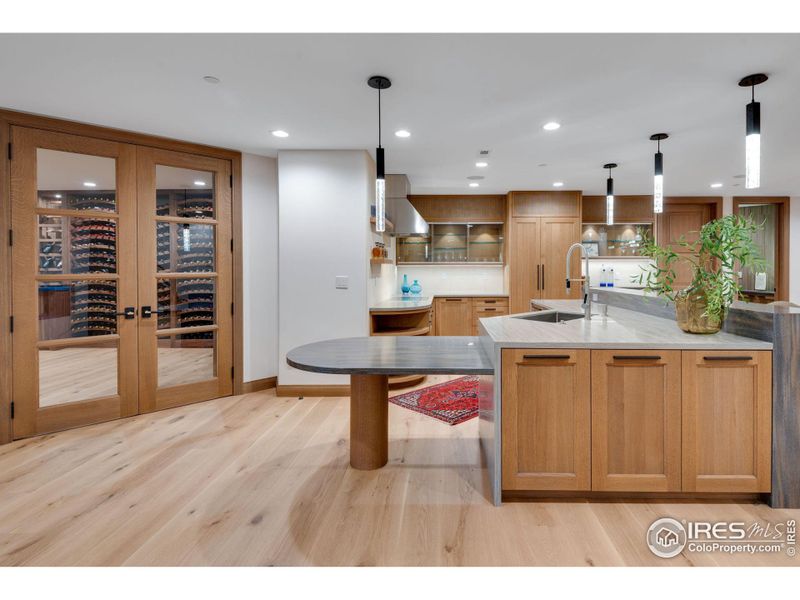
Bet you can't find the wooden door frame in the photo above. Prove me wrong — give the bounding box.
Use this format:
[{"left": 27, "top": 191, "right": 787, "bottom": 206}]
[
  {"left": 733, "top": 196, "right": 790, "bottom": 302},
  {"left": 0, "top": 108, "right": 245, "bottom": 445}
]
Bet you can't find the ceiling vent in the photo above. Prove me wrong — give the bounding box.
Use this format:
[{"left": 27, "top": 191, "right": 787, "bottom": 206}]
[{"left": 479, "top": 150, "right": 490, "bottom": 155}]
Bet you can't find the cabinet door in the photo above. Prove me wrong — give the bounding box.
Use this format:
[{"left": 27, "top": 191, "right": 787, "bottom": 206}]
[
  {"left": 434, "top": 298, "right": 472, "bottom": 336},
  {"left": 509, "top": 218, "right": 541, "bottom": 313},
  {"left": 501, "top": 349, "right": 591, "bottom": 491},
  {"left": 682, "top": 350, "right": 772, "bottom": 492},
  {"left": 591, "top": 350, "right": 682, "bottom": 492},
  {"left": 540, "top": 217, "right": 581, "bottom": 300},
  {"left": 656, "top": 202, "right": 713, "bottom": 289}
]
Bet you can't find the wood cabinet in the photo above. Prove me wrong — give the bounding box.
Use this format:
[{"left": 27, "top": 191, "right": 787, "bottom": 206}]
[
  {"left": 508, "top": 190, "right": 581, "bottom": 219},
  {"left": 501, "top": 349, "right": 591, "bottom": 491},
  {"left": 591, "top": 350, "right": 682, "bottom": 492},
  {"left": 472, "top": 297, "right": 509, "bottom": 335},
  {"left": 508, "top": 216, "right": 581, "bottom": 313},
  {"left": 501, "top": 348, "right": 772, "bottom": 496},
  {"left": 433, "top": 297, "right": 472, "bottom": 336},
  {"left": 582, "top": 195, "right": 654, "bottom": 224},
  {"left": 682, "top": 350, "right": 772, "bottom": 493},
  {"left": 408, "top": 195, "right": 506, "bottom": 223},
  {"left": 434, "top": 296, "right": 509, "bottom": 335}
]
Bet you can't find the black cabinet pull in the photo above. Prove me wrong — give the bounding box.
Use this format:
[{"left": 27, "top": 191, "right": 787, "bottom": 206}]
[
  {"left": 541, "top": 264, "right": 545, "bottom": 290},
  {"left": 612, "top": 355, "right": 662, "bottom": 361},
  {"left": 141, "top": 305, "right": 165, "bottom": 318},
  {"left": 703, "top": 355, "right": 753, "bottom": 361},
  {"left": 445, "top": 298, "right": 463, "bottom": 302},
  {"left": 482, "top": 308, "right": 497, "bottom": 312},
  {"left": 536, "top": 265, "right": 540, "bottom": 290},
  {"left": 523, "top": 354, "right": 571, "bottom": 360},
  {"left": 116, "top": 307, "right": 136, "bottom": 319}
]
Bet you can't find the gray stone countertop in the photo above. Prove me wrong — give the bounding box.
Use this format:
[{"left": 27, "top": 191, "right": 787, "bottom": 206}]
[
  {"left": 479, "top": 299, "right": 773, "bottom": 350},
  {"left": 369, "top": 292, "right": 509, "bottom": 312},
  {"left": 287, "top": 336, "right": 494, "bottom": 375}
]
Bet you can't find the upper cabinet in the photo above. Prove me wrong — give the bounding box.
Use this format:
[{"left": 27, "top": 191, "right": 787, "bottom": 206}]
[
  {"left": 408, "top": 194, "right": 505, "bottom": 222},
  {"left": 509, "top": 190, "right": 581, "bottom": 218},
  {"left": 582, "top": 195, "right": 654, "bottom": 224},
  {"left": 396, "top": 222, "right": 504, "bottom": 264}
]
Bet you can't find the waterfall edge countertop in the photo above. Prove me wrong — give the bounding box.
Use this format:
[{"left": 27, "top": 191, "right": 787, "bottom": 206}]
[{"left": 287, "top": 336, "right": 494, "bottom": 375}]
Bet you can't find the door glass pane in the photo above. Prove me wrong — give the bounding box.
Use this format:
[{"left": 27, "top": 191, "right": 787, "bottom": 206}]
[
  {"left": 38, "top": 215, "right": 117, "bottom": 274},
  {"left": 37, "top": 148, "right": 116, "bottom": 212},
  {"left": 39, "top": 341, "right": 118, "bottom": 407},
  {"left": 156, "top": 222, "right": 215, "bottom": 273},
  {"left": 157, "top": 332, "right": 216, "bottom": 388},
  {"left": 432, "top": 224, "right": 468, "bottom": 262},
  {"left": 39, "top": 280, "right": 117, "bottom": 341},
  {"left": 738, "top": 204, "right": 777, "bottom": 302},
  {"left": 156, "top": 278, "right": 216, "bottom": 330},
  {"left": 468, "top": 224, "right": 504, "bottom": 263},
  {"left": 155, "top": 165, "right": 215, "bottom": 219}
]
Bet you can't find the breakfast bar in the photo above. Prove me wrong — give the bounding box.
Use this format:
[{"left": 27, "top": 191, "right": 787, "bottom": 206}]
[{"left": 287, "top": 336, "right": 493, "bottom": 469}]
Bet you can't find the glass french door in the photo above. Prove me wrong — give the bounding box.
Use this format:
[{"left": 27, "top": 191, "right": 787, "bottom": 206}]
[
  {"left": 135, "top": 147, "right": 232, "bottom": 413},
  {"left": 10, "top": 128, "right": 233, "bottom": 438},
  {"left": 10, "top": 127, "right": 139, "bottom": 437}
]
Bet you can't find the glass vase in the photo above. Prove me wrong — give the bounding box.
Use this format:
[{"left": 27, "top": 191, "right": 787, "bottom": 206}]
[{"left": 674, "top": 286, "right": 726, "bottom": 334}]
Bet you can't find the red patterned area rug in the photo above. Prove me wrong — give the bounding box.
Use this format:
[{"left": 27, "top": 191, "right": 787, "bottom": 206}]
[{"left": 389, "top": 376, "right": 479, "bottom": 425}]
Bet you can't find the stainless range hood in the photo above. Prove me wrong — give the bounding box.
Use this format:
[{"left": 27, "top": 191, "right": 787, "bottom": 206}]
[{"left": 385, "top": 174, "right": 429, "bottom": 236}]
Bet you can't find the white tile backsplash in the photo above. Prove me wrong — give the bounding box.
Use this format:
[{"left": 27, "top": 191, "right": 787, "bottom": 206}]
[
  {"left": 586, "top": 259, "right": 653, "bottom": 288},
  {"left": 395, "top": 265, "right": 506, "bottom": 296}
]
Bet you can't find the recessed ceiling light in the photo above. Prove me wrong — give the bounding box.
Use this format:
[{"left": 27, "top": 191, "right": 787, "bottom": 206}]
[
  {"left": 553, "top": 181, "right": 565, "bottom": 188},
  {"left": 203, "top": 75, "right": 220, "bottom": 84},
  {"left": 469, "top": 182, "right": 480, "bottom": 188},
  {"left": 475, "top": 161, "right": 488, "bottom": 168},
  {"left": 83, "top": 181, "right": 97, "bottom": 188},
  {"left": 271, "top": 130, "right": 289, "bottom": 138},
  {"left": 543, "top": 121, "right": 561, "bottom": 131},
  {"left": 394, "top": 130, "right": 411, "bottom": 138},
  {"left": 193, "top": 180, "right": 206, "bottom": 186},
  {"left": 710, "top": 183, "right": 723, "bottom": 188},
  {"left": 54, "top": 194, "right": 62, "bottom": 199}
]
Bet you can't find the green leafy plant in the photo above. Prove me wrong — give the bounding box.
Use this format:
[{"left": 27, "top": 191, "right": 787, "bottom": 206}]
[{"left": 634, "top": 214, "right": 766, "bottom": 323}]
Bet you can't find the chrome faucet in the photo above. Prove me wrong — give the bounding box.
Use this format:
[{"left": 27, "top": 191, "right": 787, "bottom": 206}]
[{"left": 565, "top": 242, "right": 592, "bottom": 320}]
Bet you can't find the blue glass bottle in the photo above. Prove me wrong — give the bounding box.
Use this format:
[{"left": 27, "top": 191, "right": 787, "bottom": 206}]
[
  {"left": 401, "top": 274, "right": 410, "bottom": 295},
  {"left": 409, "top": 279, "right": 422, "bottom": 295}
]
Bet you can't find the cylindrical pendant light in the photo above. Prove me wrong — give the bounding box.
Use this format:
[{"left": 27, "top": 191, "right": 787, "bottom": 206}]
[
  {"left": 650, "top": 133, "right": 668, "bottom": 214},
  {"left": 603, "top": 163, "right": 617, "bottom": 225},
  {"left": 738, "top": 73, "right": 768, "bottom": 190},
  {"left": 368, "top": 75, "right": 392, "bottom": 232}
]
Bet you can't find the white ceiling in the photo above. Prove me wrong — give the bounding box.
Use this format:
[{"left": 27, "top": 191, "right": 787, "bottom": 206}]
[{"left": 2, "top": 33, "right": 799, "bottom": 196}]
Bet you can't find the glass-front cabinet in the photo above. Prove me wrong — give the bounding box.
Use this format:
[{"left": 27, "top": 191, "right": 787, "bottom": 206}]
[
  {"left": 581, "top": 223, "right": 653, "bottom": 258},
  {"left": 396, "top": 222, "right": 504, "bottom": 264}
]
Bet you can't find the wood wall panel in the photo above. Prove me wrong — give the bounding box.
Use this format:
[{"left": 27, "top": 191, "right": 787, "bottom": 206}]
[
  {"left": 407, "top": 195, "right": 506, "bottom": 222},
  {"left": 509, "top": 190, "right": 581, "bottom": 218}
]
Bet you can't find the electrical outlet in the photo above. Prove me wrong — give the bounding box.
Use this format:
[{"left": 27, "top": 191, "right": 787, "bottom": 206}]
[{"left": 335, "top": 276, "right": 349, "bottom": 289}]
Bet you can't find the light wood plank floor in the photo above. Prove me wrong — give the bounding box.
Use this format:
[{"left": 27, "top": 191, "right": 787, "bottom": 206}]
[{"left": 1, "top": 375, "right": 798, "bottom": 566}]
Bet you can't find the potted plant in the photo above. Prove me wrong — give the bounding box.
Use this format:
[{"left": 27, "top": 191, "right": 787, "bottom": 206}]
[{"left": 635, "top": 214, "right": 765, "bottom": 334}]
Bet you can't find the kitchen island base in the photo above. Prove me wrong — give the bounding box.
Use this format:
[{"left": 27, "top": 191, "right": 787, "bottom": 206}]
[{"left": 350, "top": 374, "right": 389, "bottom": 470}]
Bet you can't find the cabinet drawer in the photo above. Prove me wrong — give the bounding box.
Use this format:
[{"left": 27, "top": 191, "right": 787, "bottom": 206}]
[{"left": 473, "top": 297, "right": 509, "bottom": 309}]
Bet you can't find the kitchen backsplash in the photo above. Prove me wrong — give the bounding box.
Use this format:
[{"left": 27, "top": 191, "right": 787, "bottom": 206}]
[
  {"left": 586, "top": 259, "right": 653, "bottom": 288},
  {"left": 395, "top": 265, "right": 506, "bottom": 295}
]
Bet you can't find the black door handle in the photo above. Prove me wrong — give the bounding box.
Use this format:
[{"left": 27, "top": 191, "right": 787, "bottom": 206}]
[
  {"left": 703, "top": 356, "right": 753, "bottom": 361},
  {"left": 141, "top": 305, "right": 165, "bottom": 318},
  {"left": 116, "top": 307, "right": 136, "bottom": 319},
  {"left": 612, "top": 355, "right": 662, "bottom": 360}
]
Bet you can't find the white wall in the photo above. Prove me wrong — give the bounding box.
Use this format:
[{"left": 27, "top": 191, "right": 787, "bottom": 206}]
[
  {"left": 791, "top": 197, "right": 800, "bottom": 305},
  {"left": 241, "top": 153, "right": 279, "bottom": 382},
  {"left": 395, "top": 265, "right": 506, "bottom": 296},
  {"left": 278, "top": 150, "right": 372, "bottom": 386}
]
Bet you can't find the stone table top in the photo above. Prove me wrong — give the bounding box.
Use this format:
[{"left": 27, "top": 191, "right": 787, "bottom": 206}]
[{"left": 286, "top": 336, "right": 494, "bottom": 375}]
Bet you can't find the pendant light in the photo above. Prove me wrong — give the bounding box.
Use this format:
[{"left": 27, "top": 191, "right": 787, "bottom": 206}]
[
  {"left": 738, "top": 73, "right": 768, "bottom": 190},
  {"left": 649, "top": 134, "right": 668, "bottom": 214},
  {"left": 368, "top": 75, "right": 391, "bottom": 232},
  {"left": 603, "top": 163, "right": 617, "bottom": 225}
]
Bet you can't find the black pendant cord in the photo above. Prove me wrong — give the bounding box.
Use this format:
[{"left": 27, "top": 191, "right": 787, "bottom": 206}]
[{"left": 378, "top": 87, "right": 382, "bottom": 149}]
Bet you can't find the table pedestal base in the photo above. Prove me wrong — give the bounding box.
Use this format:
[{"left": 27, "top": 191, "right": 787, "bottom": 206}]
[{"left": 349, "top": 374, "right": 389, "bottom": 470}]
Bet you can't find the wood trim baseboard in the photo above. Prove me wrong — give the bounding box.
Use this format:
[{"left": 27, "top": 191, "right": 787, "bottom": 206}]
[
  {"left": 241, "top": 377, "right": 277, "bottom": 394},
  {"left": 502, "top": 491, "right": 765, "bottom": 503},
  {"left": 276, "top": 385, "right": 351, "bottom": 398}
]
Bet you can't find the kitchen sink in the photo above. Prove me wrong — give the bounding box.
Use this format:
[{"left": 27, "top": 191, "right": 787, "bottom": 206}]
[{"left": 513, "top": 311, "right": 585, "bottom": 323}]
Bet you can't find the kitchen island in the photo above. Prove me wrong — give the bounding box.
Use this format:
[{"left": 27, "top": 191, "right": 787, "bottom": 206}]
[{"left": 288, "top": 293, "right": 800, "bottom": 508}]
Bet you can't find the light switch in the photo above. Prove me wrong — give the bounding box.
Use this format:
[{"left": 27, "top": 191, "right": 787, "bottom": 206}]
[{"left": 335, "top": 276, "right": 349, "bottom": 289}]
